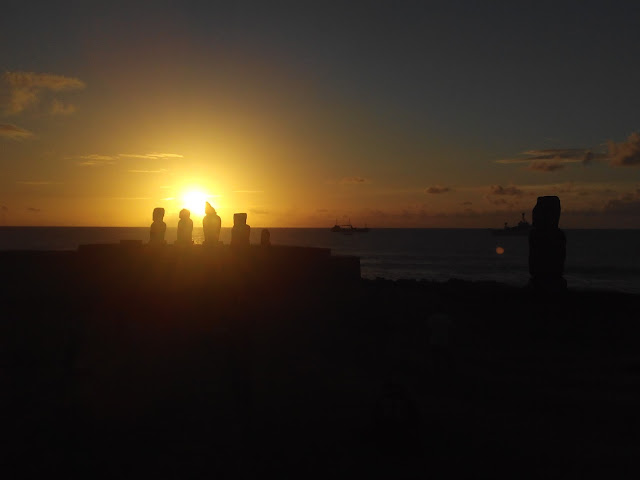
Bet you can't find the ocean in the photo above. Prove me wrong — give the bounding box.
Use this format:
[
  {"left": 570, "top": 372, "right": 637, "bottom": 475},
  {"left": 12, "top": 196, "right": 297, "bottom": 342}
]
[{"left": 1, "top": 227, "right": 639, "bottom": 294}]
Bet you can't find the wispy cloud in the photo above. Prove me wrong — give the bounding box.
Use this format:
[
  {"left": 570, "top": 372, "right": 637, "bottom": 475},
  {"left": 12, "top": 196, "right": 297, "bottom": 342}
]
[
  {"left": 233, "top": 190, "right": 264, "bottom": 193},
  {"left": 111, "top": 197, "right": 152, "bottom": 200},
  {"left": 74, "top": 154, "right": 116, "bottom": 167},
  {"left": 26, "top": 207, "right": 41, "bottom": 213},
  {"left": 527, "top": 160, "right": 565, "bottom": 172},
  {"left": 0, "top": 123, "right": 34, "bottom": 140},
  {"left": 73, "top": 152, "right": 183, "bottom": 166},
  {"left": 603, "top": 189, "right": 640, "bottom": 215},
  {"left": 608, "top": 132, "right": 640, "bottom": 167},
  {"left": 50, "top": 99, "right": 76, "bottom": 115},
  {"left": 127, "top": 169, "right": 168, "bottom": 173},
  {"left": 485, "top": 185, "right": 525, "bottom": 208},
  {"left": 16, "top": 180, "right": 59, "bottom": 185},
  {"left": 497, "top": 148, "right": 603, "bottom": 171},
  {"left": 2, "top": 71, "right": 85, "bottom": 115},
  {"left": 425, "top": 185, "right": 451, "bottom": 194},
  {"left": 119, "top": 152, "right": 183, "bottom": 159},
  {"left": 250, "top": 208, "right": 269, "bottom": 215},
  {"left": 498, "top": 148, "right": 594, "bottom": 164},
  {"left": 340, "top": 176, "right": 370, "bottom": 184},
  {"left": 488, "top": 185, "right": 524, "bottom": 196}
]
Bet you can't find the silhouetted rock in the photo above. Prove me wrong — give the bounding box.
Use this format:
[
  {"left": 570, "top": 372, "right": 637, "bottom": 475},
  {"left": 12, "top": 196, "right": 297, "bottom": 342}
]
[
  {"left": 260, "top": 229, "right": 271, "bottom": 247},
  {"left": 203, "top": 202, "right": 221, "bottom": 246},
  {"left": 177, "top": 208, "right": 194, "bottom": 246},
  {"left": 231, "top": 213, "right": 250, "bottom": 247},
  {"left": 528, "top": 196, "right": 567, "bottom": 292},
  {"left": 149, "top": 208, "right": 166, "bottom": 246}
]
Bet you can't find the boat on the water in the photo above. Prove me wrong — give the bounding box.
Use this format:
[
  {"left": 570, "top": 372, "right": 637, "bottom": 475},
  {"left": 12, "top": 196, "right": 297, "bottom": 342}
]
[
  {"left": 330, "top": 220, "right": 370, "bottom": 234},
  {"left": 489, "top": 213, "right": 531, "bottom": 236}
]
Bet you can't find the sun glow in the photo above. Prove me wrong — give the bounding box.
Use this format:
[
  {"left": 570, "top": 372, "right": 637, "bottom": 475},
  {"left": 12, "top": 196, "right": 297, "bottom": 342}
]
[{"left": 181, "top": 190, "right": 211, "bottom": 217}]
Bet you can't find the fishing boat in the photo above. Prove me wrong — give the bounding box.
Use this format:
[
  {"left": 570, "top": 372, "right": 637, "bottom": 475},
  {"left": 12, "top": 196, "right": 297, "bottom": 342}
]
[
  {"left": 489, "top": 213, "right": 531, "bottom": 236},
  {"left": 330, "top": 220, "right": 370, "bottom": 234}
]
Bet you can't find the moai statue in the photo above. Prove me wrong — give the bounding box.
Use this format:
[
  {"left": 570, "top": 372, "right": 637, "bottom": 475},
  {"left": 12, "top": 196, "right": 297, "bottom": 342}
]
[
  {"left": 528, "top": 196, "right": 567, "bottom": 292},
  {"left": 203, "top": 202, "right": 222, "bottom": 245},
  {"left": 149, "top": 208, "right": 166, "bottom": 246},
  {"left": 176, "top": 208, "right": 194, "bottom": 246},
  {"left": 231, "top": 213, "right": 250, "bottom": 247},
  {"left": 260, "top": 229, "right": 271, "bottom": 247}
]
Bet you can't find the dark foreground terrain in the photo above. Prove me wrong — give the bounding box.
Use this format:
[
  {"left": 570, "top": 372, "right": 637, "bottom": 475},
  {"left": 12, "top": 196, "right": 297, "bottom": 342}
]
[{"left": 2, "top": 246, "right": 639, "bottom": 477}]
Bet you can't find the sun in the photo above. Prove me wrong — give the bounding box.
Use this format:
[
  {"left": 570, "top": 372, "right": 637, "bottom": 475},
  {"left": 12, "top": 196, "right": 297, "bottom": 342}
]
[{"left": 181, "top": 190, "right": 210, "bottom": 217}]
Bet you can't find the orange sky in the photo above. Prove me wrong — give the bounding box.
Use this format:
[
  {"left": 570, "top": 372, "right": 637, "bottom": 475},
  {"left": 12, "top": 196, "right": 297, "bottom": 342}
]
[{"left": 1, "top": 4, "right": 639, "bottom": 228}]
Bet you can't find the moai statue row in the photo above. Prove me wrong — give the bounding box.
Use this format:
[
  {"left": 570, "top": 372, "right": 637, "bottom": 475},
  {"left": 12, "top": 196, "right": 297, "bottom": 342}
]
[{"left": 149, "top": 207, "right": 268, "bottom": 248}]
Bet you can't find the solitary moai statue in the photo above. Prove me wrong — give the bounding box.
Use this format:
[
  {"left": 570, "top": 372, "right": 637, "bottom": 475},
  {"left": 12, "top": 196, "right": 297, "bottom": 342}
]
[
  {"left": 149, "top": 208, "right": 166, "bottom": 246},
  {"left": 231, "top": 213, "right": 250, "bottom": 247},
  {"left": 528, "top": 196, "right": 567, "bottom": 292},
  {"left": 260, "top": 229, "right": 271, "bottom": 247},
  {"left": 176, "top": 208, "right": 194, "bottom": 246},
  {"left": 203, "top": 202, "right": 221, "bottom": 245}
]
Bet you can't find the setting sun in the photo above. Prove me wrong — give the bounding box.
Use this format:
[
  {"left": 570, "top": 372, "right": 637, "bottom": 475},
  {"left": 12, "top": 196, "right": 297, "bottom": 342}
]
[{"left": 181, "top": 190, "right": 211, "bottom": 217}]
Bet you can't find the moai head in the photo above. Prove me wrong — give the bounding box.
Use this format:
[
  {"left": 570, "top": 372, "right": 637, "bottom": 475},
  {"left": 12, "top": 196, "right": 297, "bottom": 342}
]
[
  {"left": 234, "top": 213, "right": 247, "bottom": 226},
  {"left": 532, "top": 196, "right": 561, "bottom": 230},
  {"left": 152, "top": 207, "right": 165, "bottom": 222}
]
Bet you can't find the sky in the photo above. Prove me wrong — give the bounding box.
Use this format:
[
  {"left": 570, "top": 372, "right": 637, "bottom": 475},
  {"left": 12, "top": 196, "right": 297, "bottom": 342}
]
[{"left": 1, "top": 0, "right": 639, "bottom": 228}]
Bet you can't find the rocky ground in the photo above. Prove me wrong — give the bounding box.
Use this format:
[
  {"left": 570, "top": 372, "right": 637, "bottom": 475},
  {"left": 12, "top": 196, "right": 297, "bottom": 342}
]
[{"left": 2, "top": 252, "right": 640, "bottom": 477}]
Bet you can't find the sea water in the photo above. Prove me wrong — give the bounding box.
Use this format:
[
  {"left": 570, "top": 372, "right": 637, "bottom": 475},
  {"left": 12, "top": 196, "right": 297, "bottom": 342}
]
[{"left": 0, "top": 227, "right": 638, "bottom": 294}]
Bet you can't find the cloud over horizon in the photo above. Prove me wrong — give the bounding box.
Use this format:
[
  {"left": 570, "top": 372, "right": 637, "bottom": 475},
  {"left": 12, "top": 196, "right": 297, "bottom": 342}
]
[
  {"left": 118, "top": 153, "right": 184, "bottom": 160},
  {"left": 498, "top": 148, "right": 603, "bottom": 171},
  {"left": 2, "top": 71, "right": 85, "bottom": 115},
  {"left": 74, "top": 152, "right": 183, "bottom": 166},
  {"left": 74, "top": 154, "right": 117, "bottom": 167},
  {"left": 489, "top": 185, "right": 524, "bottom": 196},
  {"left": 339, "top": 176, "right": 370, "bottom": 184},
  {"left": 0, "top": 123, "right": 34, "bottom": 140},
  {"left": 50, "top": 99, "right": 76, "bottom": 115},
  {"left": 603, "top": 189, "right": 640, "bottom": 215},
  {"left": 608, "top": 133, "right": 640, "bottom": 167},
  {"left": 16, "top": 181, "right": 58, "bottom": 185},
  {"left": 500, "top": 134, "right": 640, "bottom": 171},
  {"left": 527, "top": 160, "right": 565, "bottom": 172},
  {"left": 486, "top": 185, "right": 524, "bottom": 208},
  {"left": 426, "top": 185, "right": 451, "bottom": 194}
]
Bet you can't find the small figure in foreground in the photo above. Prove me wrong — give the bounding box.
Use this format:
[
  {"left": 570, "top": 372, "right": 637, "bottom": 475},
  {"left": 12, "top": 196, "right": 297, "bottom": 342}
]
[
  {"left": 203, "top": 202, "right": 222, "bottom": 245},
  {"left": 260, "top": 229, "right": 271, "bottom": 247},
  {"left": 176, "top": 208, "right": 194, "bottom": 246},
  {"left": 231, "top": 213, "right": 250, "bottom": 247},
  {"left": 528, "top": 196, "right": 567, "bottom": 292},
  {"left": 149, "top": 207, "right": 166, "bottom": 246}
]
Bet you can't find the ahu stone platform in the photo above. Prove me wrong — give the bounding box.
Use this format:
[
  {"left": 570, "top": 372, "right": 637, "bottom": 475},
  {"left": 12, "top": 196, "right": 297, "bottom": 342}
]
[{"left": 0, "top": 241, "right": 361, "bottom": 296}]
